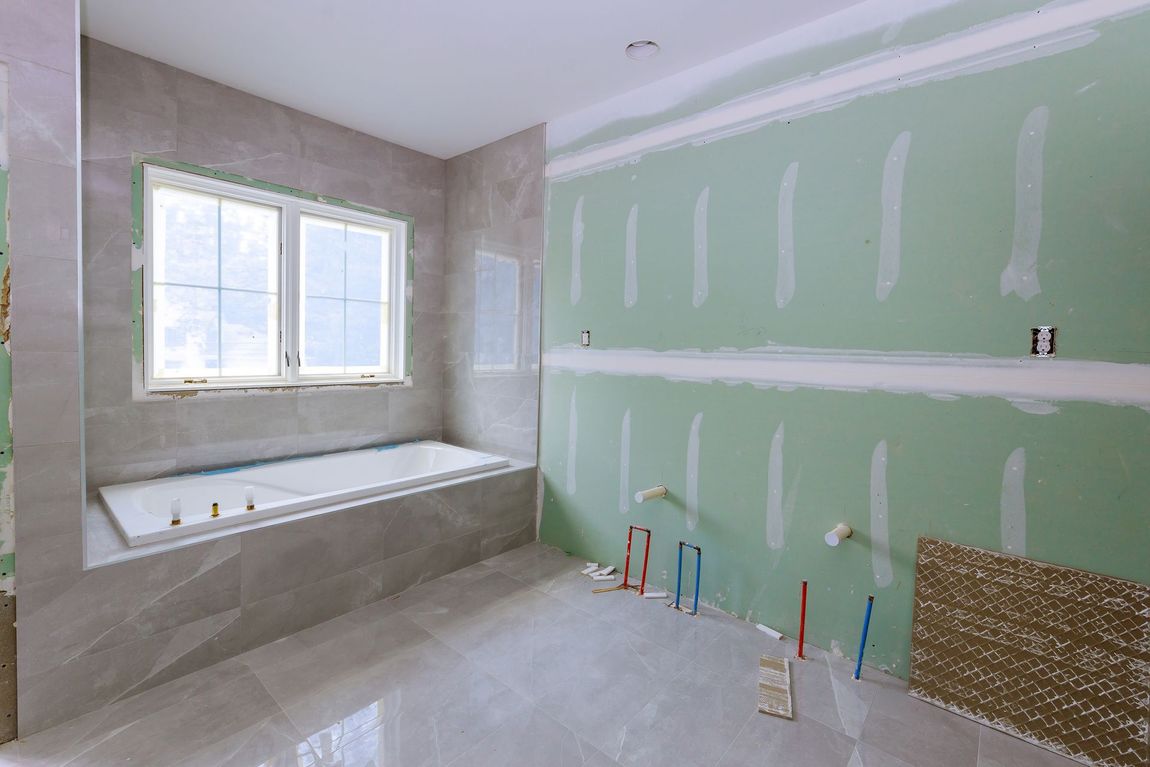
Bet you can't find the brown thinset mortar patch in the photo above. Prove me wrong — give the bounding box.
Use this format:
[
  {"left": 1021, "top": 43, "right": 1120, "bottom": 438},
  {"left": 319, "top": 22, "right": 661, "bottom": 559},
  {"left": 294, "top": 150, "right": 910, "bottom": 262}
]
[{"left": 909, "top": 537, "right": 1149, "bottom": 767}]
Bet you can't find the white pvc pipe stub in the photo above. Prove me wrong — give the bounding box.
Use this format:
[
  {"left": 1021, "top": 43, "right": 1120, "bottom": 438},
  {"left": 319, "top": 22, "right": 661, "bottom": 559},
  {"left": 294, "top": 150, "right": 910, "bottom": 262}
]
[
  {"left": 825, "top": 523, "right": 853, "bottom": 547},
  {"left": 634, "top": 485, "right": 668, "bottom": 504}
]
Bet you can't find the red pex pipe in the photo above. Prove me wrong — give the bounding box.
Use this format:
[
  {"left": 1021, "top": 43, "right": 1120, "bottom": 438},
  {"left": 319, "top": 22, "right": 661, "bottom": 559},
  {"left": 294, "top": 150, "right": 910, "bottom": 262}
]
[
  {"left": 798, "top": 580, "right": 808, "bottom": 660},
  {"left": 622, "top": 526, "right": 635, "bottom": 587}
]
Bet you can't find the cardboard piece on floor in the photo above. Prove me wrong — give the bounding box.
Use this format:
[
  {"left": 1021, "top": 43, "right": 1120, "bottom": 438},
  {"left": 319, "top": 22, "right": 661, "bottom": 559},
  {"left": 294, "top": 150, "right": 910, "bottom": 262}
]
[{"left": 757, "top": 654, "right": 793, "bottom": 720}]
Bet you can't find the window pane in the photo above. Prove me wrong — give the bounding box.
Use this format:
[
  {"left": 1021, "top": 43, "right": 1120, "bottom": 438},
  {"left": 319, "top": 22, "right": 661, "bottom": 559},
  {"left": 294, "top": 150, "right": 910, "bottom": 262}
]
[
  {"left": 220, "top": 289, "right": 278, "bottom": 376},
  {"left": 346, "top": 301, "right": 386, "bottom": 368},
  {"left": 302, "top": 296, "right": 344, "bottom": 370},
  {"left": 220, "top": 198, "right": 279, "bottom": 292},
  {"left": 299, "top": 213, "right": 393, "bottom": 377},
  {"left": 155, "top": 185, "right": 218, "bottom": 287},
  {"left": 301, "top": 216, "right": 345, "bottom": 299},
  {"left": 346, "top": 226, "right": 388, "bottom": 302},
  {"left": 153, "top": 285, "right": 219, "bottom": 377}
]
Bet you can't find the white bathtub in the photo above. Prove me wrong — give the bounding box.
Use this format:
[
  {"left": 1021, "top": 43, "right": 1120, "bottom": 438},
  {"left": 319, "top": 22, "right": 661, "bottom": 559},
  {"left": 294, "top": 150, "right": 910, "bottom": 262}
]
[{"left": 99, "top": 441, "right": 510, "bottom": 547}]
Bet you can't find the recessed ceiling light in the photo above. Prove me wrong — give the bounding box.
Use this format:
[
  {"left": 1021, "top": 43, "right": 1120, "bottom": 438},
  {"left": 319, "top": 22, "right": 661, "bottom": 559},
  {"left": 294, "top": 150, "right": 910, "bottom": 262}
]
[{"left": 625, "top": 40, "right": 661, "bottom": 60}]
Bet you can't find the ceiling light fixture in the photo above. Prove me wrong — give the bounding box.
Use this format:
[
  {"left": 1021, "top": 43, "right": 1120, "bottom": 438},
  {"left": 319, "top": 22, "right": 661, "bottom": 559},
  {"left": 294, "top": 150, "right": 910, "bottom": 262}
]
[{"left": 625, "top": 40, "right": 661, "bottom": 60}]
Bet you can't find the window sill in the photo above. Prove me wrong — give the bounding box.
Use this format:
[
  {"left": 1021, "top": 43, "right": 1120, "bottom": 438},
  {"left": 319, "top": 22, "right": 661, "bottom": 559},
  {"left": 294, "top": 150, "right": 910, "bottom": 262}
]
[{"left": 135, "top": 375, "right": 414, "bottom": 402}]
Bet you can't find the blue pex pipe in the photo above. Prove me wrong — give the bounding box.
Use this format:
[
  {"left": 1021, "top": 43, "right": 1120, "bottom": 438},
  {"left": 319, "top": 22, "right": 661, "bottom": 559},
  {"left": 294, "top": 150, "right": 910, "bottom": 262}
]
[
  {"left": 854, "top": 595, "right": 875, "bottom": 681},
  {"left": 674, "top": 541, "right": 702, "bottom": 615}
]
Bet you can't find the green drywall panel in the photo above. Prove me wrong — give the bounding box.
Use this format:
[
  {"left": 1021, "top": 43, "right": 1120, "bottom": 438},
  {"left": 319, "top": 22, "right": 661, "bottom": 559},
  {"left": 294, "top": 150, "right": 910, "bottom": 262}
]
[
  {"left": 545, "top": 16, "right": 1150, "bottom": 362},
  {"left": 538, "top": 12, "right": 1150, "bottom": 677},
  {"left": 539, "top": 373, "right": 1150, "bottom": 675}
]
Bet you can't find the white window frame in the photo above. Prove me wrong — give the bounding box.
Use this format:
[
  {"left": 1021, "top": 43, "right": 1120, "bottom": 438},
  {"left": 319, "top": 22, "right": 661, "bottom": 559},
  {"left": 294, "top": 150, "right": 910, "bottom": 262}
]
[{"left": 143, "top": 164, "right": 409, "bottom": 392}]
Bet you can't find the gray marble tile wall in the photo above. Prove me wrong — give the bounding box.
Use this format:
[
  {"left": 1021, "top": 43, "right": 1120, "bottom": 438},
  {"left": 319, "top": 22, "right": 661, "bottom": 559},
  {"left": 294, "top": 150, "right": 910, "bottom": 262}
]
[
  {"left": 443, "top": 126, "right": 545, "bottom": 463},
  {"left": 1, "top": 0, "right": 85, "bottom": 739},
  {"left": 81, "top": 38, "right": 449, "bottom": 487}
]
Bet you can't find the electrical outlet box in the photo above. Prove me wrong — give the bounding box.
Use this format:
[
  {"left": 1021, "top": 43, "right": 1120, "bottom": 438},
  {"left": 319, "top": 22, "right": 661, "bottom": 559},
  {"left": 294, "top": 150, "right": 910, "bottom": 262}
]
[
  {"left": 580, "top": 330, "right": 591, "bottom": 347},
  {"left": 1031, "top": 326, "right": 1056, "bottom": 357}
]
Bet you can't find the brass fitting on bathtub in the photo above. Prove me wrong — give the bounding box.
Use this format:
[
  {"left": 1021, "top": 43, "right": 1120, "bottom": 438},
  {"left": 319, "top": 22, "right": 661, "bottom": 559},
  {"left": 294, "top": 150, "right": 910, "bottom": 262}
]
[
  {"left": 211, "top": 502, "right": 220, "bottom": 518},
  {"left": 170, "top": 518, "right": 181, "bottom": 526}
]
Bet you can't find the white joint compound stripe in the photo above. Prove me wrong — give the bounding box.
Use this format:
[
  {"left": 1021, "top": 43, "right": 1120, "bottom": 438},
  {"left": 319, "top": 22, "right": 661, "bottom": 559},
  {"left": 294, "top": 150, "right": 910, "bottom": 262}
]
[
  {"left": 693, "top": 187, "right": 710, "bottom": 308},
  {"left": 542, "top": 346, "right": 1150, "bottom": 407},
  {"left": 566, "top": 390, "right": 578, "bottom": 494},
  {"left": 546, "top": 0, "right": 1149, "bottom": 180},
  {"left": 619, "top": 409, "right": 632, "bottom": 514},
  {"left": 1001, "top": 106, "right": 1049, "bottom": 300},
  {"left": 625, "top": 204, "right": 639, "bottom": 308},
  {"left": 881, "top": 18, "right": 906, "bottom": 45},
  {"left": 776, "top": 162, "right": 799, "bottom": 309},
  {"left": 870, "top": 440, "right": 894, "bottom": 588},
  {"left": 1000, "top": 447, "right": 1027, "bottom": 555},
  {"left": 570, "top": 195, "right": 584, "bottom": 305},
  {"left": 878, "top": 131, "right": 912, "bottom": 302},
  {"left": 766, "top": 422, "right": 785, "bottom": 550},
  {"left": 686, "top": 413, "right": 703, "bottom": 531},
  {"left": 1010, "top": 399, "right": 1059, "bottom": 415}
]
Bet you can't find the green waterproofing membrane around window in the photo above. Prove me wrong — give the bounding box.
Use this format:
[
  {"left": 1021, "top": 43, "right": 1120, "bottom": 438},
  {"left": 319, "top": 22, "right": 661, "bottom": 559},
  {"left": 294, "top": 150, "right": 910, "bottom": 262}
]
[
  {"left": 538, "top": 6, "right": 1150, "bottom": 677},
  {"left": 130, "top": 156, "right": 417, "bottom": 378}
]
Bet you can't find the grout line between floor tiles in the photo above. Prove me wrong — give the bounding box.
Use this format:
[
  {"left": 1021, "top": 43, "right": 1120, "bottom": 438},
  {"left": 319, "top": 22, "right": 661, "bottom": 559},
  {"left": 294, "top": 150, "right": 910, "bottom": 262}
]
[{"left": 711, "top": 703, "right": 755, "bottom": 767}]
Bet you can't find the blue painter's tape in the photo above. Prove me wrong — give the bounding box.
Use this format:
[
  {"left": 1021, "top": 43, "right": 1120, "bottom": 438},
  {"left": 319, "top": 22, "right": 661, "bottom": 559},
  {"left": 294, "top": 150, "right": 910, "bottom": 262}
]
[
  {"left": 374, "top": 439, "right": 421, "bottom": 452},
  {"left": 197, "top": 461, "right": 265, "bottom": 475}
]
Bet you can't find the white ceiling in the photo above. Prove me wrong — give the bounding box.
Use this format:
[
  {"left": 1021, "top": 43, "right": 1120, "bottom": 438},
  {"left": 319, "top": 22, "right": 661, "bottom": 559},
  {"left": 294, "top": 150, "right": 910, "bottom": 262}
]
[{"left": 81, "top": 0, "right": 865, "bottom": 159}]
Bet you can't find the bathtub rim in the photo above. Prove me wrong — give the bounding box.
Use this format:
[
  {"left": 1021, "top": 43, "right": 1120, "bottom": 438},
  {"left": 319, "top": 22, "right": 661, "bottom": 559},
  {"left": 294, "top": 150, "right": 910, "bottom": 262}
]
[
  {"left": 100, "top": 440, "right": 510, "bottom": 547},
  {"left": 86, "top": 454, "right": 536, "bottom": 570}
]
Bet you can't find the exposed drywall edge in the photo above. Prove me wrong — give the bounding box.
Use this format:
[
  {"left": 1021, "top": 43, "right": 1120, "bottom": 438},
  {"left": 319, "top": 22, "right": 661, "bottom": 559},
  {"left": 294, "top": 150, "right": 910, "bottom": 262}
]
[
  {"left": 0, "top": 592, "right": 12, "bottom": 743},
  {"left": 129, "top": 153, "right": 418, "bottom": 386},
  {"left": 547, "top": 0, "right": 1150, "bottom": 180},
  {"left": 0, "top": 67, "right": 16, "bottom": 744},
  {"left": 0, "top": 77, "right": 13, "bottom": 598},
  {"left": 543, "top": 346, "right": 1150, "bottom": 407}
]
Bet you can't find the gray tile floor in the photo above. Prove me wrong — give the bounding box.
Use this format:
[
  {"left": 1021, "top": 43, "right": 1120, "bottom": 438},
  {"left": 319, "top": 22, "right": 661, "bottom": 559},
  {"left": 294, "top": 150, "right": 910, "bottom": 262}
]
[{"left": 0, "top": 543, "right": 1079, "bottom": 767}]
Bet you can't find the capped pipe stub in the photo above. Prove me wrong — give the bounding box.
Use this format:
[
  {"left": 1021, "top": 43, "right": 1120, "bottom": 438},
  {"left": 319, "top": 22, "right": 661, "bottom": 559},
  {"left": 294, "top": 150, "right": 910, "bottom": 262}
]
[
  {"left": 825, "top": 523, "right": 853, "bottom": 547},
  {"left": 634, "top": 485, "right": 668, "bottom": 504}
]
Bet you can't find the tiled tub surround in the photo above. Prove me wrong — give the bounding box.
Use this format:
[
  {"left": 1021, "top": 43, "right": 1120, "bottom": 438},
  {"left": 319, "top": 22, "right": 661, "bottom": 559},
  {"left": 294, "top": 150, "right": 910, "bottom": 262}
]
[
  {"left": 442, "top": 126, "right": 545, "bottom": 463},
  {"left": 81, "top": 37, "right": 449, "bottom": 489},
  {"left": 0, "top": 544, "right": 1078, "bottom": 767},
  {"left": 24, "top": 464, "right": 536, "bottom": 733}
]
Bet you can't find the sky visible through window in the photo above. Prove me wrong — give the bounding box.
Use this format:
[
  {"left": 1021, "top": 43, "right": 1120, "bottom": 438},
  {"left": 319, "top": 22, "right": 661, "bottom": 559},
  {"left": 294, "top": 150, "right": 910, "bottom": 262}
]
[{"left": 152, "top": 184, "right": 280, "bottom": 379}]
